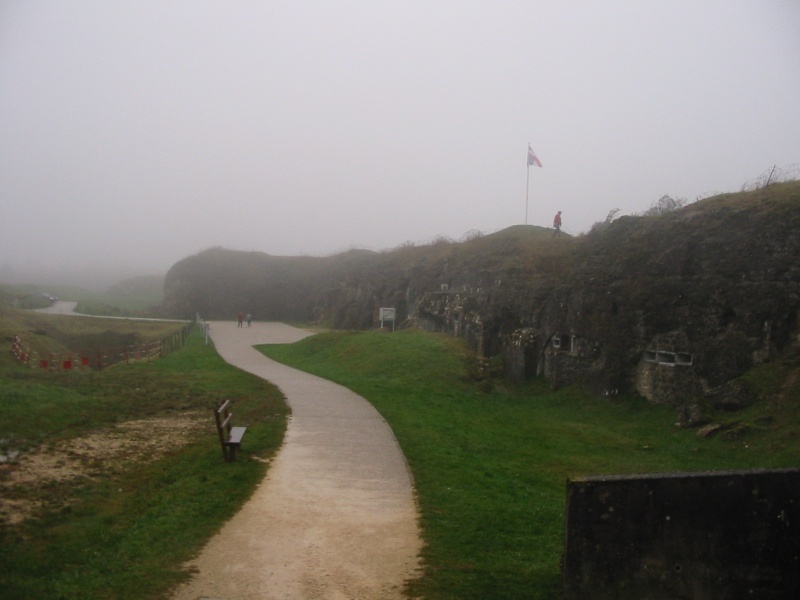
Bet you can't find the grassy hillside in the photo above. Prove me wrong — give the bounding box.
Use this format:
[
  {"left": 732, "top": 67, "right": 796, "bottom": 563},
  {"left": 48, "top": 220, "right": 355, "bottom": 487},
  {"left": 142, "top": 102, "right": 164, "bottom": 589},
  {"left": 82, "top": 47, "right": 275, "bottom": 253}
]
[
  {"left": 259, "top": 329, "right": 800, "bottom": 600},
  {"left": 75, "top": 274, "right": 165, "bottom": 316},
  {"left": 162, "top": 180, "right": 800, "bottom": 322},
  {"left": 0, "top": 312, "right": 288, "bottom": 600},
  {"left": 2, "top": 307, "right": 797, "bottom": 599},
  {"left": 0, "top": 283, "right": 84, "bottom": 310},
  {"left": 1, "top": 275, "right": 166, "bottom": 318},
  {"left": 1, "top": 306, "right": 178, "bottom": 362},
  {"left": 160, "top": 225, "right": 574, "bottom": 323}
]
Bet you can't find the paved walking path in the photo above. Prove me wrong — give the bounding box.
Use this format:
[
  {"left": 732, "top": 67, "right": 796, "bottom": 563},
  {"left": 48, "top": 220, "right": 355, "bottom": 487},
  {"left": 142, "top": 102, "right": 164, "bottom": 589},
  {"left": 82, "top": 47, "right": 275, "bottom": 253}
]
[
  {"left": 171, "top": 321, "right": 422, "bottom": 600},
  {"left": 35, "top": 300, "right": 187, "bottom": 323}
]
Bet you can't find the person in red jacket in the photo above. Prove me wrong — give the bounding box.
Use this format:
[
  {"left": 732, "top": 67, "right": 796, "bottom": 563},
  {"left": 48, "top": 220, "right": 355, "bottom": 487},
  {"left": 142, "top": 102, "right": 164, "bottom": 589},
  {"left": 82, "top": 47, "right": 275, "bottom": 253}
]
[{"left": 553, "top": 211, "right": 562, "bottom": 237}]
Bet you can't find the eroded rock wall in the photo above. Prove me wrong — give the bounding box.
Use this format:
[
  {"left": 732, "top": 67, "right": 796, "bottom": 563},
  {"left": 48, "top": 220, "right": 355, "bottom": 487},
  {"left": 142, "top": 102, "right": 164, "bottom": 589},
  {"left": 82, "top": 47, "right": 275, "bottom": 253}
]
[
  {"left": 414, "top": 183, "right": 800, "bottom": 405},
  {"left": 163, "top": 183, "right": 800, "bottom": 407}
]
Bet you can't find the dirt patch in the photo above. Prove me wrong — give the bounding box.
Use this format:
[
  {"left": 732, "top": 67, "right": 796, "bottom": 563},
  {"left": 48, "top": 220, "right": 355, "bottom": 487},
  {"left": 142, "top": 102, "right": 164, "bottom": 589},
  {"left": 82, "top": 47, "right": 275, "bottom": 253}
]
[{"left": 0, "top": 412, "right": 206, "bottom": 526}]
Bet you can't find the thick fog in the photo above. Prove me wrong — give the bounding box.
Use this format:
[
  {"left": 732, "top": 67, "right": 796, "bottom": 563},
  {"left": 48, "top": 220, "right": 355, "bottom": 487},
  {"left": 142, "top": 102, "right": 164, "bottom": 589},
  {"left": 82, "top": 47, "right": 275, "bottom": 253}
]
[{"left": 1, "top": 1, "right": 798, "bottom": 286}]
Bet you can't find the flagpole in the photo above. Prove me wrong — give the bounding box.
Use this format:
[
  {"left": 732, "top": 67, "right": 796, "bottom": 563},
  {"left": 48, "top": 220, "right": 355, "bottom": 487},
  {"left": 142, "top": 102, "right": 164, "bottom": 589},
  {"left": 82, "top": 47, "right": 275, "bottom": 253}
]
[
  {"left": 525, "top": 161, "right": 530, "bottom": 225},
  {"left": 525, "top": 142, "right": 531, "bottom": 225},
  {"left": 525, "top": 144, "right": 542, "bottom": 225}
]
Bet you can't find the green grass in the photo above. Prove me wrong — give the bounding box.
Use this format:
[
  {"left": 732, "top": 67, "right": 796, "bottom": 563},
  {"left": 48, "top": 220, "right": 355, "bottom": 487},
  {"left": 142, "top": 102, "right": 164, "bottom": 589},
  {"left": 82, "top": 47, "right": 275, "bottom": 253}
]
[
  {"left": 0, "top": 325, "right": 288, "bottom": 600},
  {"left": 1, "top": 306, "right": 184, "bottom": 360},
  {"left": 258, "top": 329, "right": 800, "bottom": 600},
  {"left": 1, "top": 276, "right": 165, "bottom": 317},
  {"left": 3, "top": 315, "right": 797, "bottom": 599}
]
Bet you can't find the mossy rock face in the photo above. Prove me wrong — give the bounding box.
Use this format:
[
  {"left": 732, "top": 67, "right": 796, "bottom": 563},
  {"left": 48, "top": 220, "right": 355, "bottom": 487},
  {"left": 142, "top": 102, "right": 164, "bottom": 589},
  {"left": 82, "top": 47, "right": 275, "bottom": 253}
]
[
  {"left": 696, "top": 422, "right": 725, "bottom": 438},
  {"left": 161, "top": 182, "right": 800, "bottom": 408},
  {"left": 721, "top": 423, "right": 751, "bottom": 441},
  {"left": 706, "top": 379, "right": 759, "bottom": 411},
  {"left": 502, "top": 183, "right": 800, "bottom": 402},
  {"left": 676, "top": 403, "right": 712, "bottom": 429}
]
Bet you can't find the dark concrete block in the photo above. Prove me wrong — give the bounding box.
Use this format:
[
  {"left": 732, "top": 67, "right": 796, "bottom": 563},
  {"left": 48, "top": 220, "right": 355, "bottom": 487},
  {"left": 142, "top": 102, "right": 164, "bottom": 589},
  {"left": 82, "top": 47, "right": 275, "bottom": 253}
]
[{"left": 563, "top": 468, "right": 800, "bottom": 599}]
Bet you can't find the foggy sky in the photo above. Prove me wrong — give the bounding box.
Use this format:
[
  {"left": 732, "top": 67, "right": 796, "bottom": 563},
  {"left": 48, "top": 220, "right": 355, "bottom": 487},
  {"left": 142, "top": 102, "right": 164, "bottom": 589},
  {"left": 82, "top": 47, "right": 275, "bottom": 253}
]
[{"left": 1, "top": 1, "right": 799, "bottom": 282}]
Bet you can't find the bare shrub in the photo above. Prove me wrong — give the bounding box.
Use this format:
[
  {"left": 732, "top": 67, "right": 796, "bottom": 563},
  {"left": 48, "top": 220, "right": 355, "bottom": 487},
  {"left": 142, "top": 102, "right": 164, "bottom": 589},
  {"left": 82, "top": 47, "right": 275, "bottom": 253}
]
[
  {"left": 587, "top": 208, "right": 621, "bottom": 235},
  {"left": 460, "top": 229, "right": 484, "bottom": 242},
  {"left": 644, "top": 194, "right": 688, "bottom": 216},
  {"left": 741, "top": 164, "right": 800, "bottom": 191}
]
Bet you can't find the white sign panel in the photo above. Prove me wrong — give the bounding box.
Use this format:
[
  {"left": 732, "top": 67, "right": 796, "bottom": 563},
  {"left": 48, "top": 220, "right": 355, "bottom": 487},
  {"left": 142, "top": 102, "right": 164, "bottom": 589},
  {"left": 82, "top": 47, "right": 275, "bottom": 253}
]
[{"left": 380, "top": 307, "right": 396, "bottom": 331}]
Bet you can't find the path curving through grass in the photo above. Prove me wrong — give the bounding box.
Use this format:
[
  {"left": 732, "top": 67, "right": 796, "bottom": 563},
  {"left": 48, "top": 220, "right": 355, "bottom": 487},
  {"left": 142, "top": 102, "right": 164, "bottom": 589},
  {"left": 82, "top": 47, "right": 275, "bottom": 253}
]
[{"left": 170, "top": 321, "right": 422, "bottom": 600}]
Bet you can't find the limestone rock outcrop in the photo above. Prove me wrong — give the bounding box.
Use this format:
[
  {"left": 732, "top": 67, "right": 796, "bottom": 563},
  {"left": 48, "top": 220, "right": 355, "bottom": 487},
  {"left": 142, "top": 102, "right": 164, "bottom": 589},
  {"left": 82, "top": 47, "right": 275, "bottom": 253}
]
[{"left": 162, "top": 181, "right": 800, "bottom": 409}]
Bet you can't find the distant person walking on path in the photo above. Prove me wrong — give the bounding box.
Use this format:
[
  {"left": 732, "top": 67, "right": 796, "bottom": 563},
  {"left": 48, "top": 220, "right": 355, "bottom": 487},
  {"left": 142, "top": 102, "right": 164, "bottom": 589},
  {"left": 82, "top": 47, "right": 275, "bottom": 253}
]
[
  {"left": 553, "top": 211, "right": 562, "bottom": 237},
  {"left": 237, "top": 312, "right": 244, "bottom": 327},
  {"left": 246, "top": 313, "right": 252, "bottom": 327}
]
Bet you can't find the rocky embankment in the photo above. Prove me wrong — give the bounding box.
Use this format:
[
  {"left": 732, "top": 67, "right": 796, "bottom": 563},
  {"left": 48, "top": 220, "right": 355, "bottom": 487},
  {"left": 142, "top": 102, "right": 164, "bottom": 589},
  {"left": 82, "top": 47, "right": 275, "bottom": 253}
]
[{"left": 162, "top": 182, "right": 800, "bottom": 411}]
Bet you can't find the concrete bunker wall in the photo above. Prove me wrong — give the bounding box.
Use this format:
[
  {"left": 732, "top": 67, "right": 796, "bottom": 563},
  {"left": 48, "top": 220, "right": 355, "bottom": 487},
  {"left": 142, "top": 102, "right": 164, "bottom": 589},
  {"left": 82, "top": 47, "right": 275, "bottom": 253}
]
[{"left": 563, "top": 468, "right": 800, "bottom": 599}]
